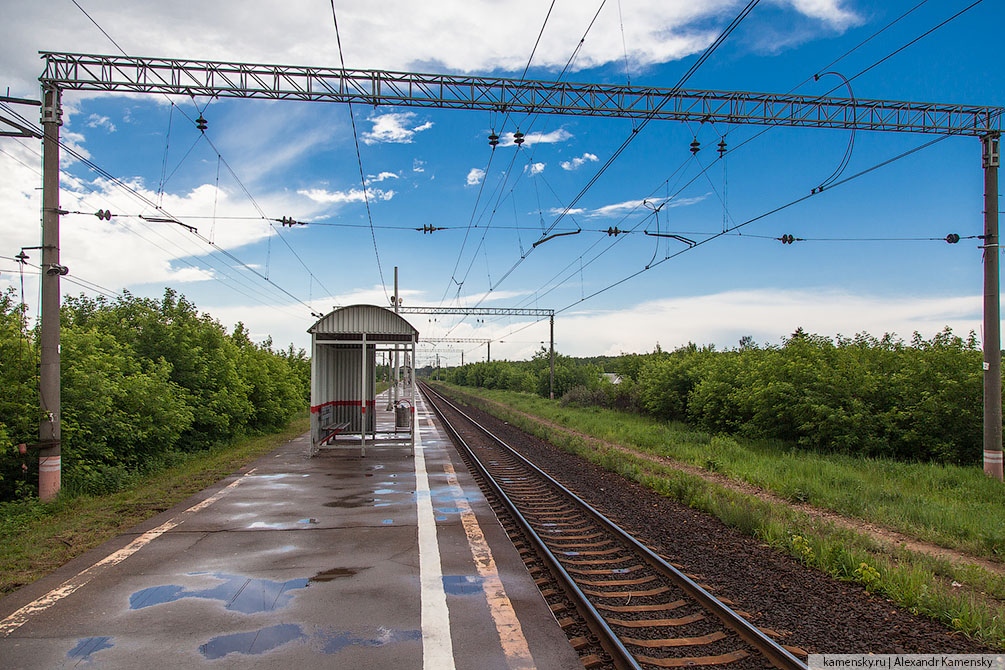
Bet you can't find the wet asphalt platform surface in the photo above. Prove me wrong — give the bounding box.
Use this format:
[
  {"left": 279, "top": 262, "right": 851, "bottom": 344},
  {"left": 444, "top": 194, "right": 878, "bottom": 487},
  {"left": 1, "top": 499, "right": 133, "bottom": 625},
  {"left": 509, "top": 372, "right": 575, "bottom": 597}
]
[{"left": 0, "top": 391, "right": 580, "bottom": 669}]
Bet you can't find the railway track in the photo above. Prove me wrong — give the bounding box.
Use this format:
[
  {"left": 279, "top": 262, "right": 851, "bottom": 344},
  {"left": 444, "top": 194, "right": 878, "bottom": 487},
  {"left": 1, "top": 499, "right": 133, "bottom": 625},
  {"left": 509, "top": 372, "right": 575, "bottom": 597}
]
[{"left": 421, "top": 382, "right": 808, "bottom": 670}]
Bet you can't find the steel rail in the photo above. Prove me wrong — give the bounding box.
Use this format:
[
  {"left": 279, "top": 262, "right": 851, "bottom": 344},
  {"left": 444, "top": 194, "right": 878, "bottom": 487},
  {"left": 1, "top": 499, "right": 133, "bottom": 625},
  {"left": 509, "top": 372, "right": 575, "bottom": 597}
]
[
  {"left": 422, "top": 381, "right": 637, "bottom": 669},
  {"left": 422, "top": 381, "right": 808, "bottom": 670}
]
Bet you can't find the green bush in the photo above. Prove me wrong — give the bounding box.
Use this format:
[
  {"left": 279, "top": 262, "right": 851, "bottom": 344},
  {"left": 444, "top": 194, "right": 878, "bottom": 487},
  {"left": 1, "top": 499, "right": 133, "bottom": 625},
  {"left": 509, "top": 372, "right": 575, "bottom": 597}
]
[
  {"left": 441, "top": 327, "right": 984, "bottom": 465},
  {"left": 0, "top": 288, "right": 311, "bottom": 502}
]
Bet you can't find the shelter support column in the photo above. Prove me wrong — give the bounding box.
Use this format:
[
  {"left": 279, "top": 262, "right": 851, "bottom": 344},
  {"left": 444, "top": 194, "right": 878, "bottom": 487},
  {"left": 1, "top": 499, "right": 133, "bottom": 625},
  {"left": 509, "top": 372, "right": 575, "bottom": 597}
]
[
  {"left": 983, "top": 132, "right": 1002, "bottom": 480},
  {"left": 411, "top": 340, "right": 416, "bottom": 455},
  {"left": 361, "top": 333, "right": 367, "bottom": 457}
]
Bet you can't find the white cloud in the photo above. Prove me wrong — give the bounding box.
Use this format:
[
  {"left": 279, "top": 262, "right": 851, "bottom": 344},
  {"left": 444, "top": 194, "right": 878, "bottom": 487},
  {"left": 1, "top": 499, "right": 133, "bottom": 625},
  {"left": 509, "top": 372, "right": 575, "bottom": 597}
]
[
  {"left": 412, "top": 159, "right": 426, "bottom": 173},
  {"left": 667, "top": 193, "right": 710, "bottom": 208},
  {"left": 86, "top": 114, "right": 116, "bottom": 132},
  {"left": 465, "top": 168, "right": 485, "bottom": 186},
  {"left": 361, "top": 112, "right": 434, "bottom": 145},
  {"left": 499, "top": 128, "right": 572, "bottom": 147},
  {"left": 367, "top": 171, "right": 399, "bottom": 183},
  {"left": 546, "top": 207, "right": 586, "bottom": 216},
  {"left": 549, "top": 193, "right": 709, "bottom": 218},
  {"left": 525, "top": 162, "right": 545, "bottom": 176},
  {"left": 297, "top": 187, "right": 395, "bottom": 203},
  {"left": 0, "top": 2, "right": 859, "bottom": 99},
  {"left": 776, "top": 0, "right": 859, "bottom": 30},
  {"left": 561, "top": 152, "right": 599, "bottom": 171},
  {"left": 556, "top": 289, "right": 980, "bottom": 358}
]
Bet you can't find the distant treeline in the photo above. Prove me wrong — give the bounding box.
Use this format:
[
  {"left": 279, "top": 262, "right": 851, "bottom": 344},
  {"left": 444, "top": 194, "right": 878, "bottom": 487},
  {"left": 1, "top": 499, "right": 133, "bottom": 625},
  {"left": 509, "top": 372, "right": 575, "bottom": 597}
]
[
  {"left": 440, "top": 328, "right": 984, "bottom": 464},
  {"left": 0, "top": 288, "right": 309, "bottom": 502}
]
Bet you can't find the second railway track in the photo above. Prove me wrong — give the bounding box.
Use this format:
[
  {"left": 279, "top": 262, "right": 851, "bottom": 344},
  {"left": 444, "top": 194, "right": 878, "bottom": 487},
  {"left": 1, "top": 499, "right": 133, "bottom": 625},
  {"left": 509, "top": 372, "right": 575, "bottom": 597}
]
[{"left": 421, "top": 381, "right": 808, "bottom": 670}]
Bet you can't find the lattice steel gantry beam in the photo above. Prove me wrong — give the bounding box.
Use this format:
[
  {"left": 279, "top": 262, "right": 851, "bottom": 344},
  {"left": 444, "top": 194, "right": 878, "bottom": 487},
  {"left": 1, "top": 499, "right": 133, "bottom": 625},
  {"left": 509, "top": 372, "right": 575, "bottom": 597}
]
[
  {"left": 396, "top": 306, "right": 553, "bottom": 317},
  {"left": 39, "top": 52, "right": 1003, "bottom": 136}
]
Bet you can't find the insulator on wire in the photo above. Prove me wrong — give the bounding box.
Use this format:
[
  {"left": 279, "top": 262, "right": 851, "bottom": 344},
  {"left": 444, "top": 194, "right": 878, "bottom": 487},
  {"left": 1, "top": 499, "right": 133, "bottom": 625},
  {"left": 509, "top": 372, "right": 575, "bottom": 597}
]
[
  {"left": 279, "top": 216, "right": 304, "bottom": 227},
  {"left": 488, "top": 132, "right": 499, "bottom": 147},
  {"left": 946, "top": 233, "right": 961, "bottom": 244},
  {"left": 717, "top": 139, "right": 727, "bottom": 157},
  {"left": 605, "top": 226, "right": 624, "bottom": 237},
  {"left": 95, "top": 209, "right": 112, "bottom": 221},
  {"left": 779, "top": 234, "right": 800, "bottom": 244},
  {"left": 513, "top": 131, "right": 525, "bottom": 146},
  {"left": 417, "top": 224, "right": 445, "bottom": 234},
  {"left": 689, "top": 138, "right": 700, "bottom": 155},
  {"left": 195, "top": 115, "right": 208, "bottom": 132}
]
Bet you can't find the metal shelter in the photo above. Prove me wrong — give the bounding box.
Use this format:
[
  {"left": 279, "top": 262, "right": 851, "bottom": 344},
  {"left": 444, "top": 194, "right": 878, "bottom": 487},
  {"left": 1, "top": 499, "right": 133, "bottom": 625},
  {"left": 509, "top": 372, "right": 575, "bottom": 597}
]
[{"left": 309, "top": 304, "right": 418, "bottom": 456}]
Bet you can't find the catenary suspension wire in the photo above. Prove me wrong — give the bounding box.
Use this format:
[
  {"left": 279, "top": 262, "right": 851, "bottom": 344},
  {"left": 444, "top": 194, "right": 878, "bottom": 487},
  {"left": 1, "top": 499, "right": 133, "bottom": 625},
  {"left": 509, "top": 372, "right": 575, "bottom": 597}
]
[{"left": 330, "top": 0, "right": 389, "bottom": 303}]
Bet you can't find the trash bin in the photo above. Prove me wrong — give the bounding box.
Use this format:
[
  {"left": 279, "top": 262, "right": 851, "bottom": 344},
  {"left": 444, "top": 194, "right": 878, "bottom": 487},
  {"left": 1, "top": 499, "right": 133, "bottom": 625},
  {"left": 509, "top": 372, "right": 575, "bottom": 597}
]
[{"left": 395, "top": 404, "right": 411, "bottom": 429}]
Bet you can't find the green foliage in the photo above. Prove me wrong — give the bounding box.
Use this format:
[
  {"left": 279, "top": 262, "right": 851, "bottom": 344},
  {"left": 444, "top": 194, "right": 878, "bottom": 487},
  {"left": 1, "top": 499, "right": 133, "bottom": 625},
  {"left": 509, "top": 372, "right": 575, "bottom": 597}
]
[
  {"left": 448, "top": 328, "right": 984, "bottom": 465},
  {"left": 0, "top": 288, "right": 310, "bottom": 502}
]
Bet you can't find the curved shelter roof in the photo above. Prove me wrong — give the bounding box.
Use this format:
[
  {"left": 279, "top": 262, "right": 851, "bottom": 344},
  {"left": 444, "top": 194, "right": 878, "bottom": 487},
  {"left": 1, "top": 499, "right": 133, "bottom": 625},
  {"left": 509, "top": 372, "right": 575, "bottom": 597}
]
[{"left": 308, "top": 304, "right": 418, "bottom": 342}]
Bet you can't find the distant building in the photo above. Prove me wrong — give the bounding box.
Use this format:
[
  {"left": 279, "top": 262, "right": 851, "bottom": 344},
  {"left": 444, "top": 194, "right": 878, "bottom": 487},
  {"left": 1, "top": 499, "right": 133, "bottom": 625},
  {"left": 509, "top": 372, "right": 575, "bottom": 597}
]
[{"left": 600, "top": 372, "right": 622, "bottom": 385}]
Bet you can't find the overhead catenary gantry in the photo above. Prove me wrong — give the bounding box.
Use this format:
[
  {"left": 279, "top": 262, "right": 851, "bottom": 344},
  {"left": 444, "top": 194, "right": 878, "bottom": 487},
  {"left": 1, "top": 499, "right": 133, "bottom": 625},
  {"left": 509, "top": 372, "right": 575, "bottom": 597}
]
[
  {"left": 389, "top": 305, "right": 554, "bottom": 397},
  {"left": 28, "top": 52, "right": 1005, "bottom": 500},
  {"left": 38, "top": 52, "right": 1002, "bottom": 135},
  {"left": 421, "top": 338, "right": 492, "bottom": 366}
]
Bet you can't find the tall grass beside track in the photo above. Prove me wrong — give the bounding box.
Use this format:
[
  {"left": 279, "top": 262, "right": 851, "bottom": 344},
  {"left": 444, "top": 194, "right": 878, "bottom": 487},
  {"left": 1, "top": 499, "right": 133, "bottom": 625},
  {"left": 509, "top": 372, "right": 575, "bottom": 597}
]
[
  {"left": 446, "top": 385, "right": 1005, "bottom": 560},
  {"left": 431, "top": 382, "right": 1005, "bottom": 648}
]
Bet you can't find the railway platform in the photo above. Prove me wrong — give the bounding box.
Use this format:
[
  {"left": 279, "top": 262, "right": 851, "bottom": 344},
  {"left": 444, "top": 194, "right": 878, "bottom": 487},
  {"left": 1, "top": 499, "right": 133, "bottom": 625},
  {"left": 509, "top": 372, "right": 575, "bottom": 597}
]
[{"left": 0, "top": 389, "right": 581, "bottom": 669}]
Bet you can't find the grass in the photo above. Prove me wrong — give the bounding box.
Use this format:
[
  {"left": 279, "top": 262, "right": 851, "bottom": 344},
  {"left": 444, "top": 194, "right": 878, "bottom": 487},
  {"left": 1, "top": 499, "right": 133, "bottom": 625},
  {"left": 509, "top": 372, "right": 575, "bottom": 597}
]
[
  {"left": 438, "top": 385, "right": 1005, "bottom": 562},
  {"left": 432, "top": 382, "right": 1005, "bottom": 648},
  {"left": 0, "top": 414, "right": 309, "bottom": 597}
]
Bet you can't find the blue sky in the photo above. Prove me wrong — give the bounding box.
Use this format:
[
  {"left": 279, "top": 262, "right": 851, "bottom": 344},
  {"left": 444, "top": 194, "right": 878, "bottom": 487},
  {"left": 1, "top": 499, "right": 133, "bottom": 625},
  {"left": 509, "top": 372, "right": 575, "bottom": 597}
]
[{"left": 1, "top": 0, "right": 1002, "bottom": 366}]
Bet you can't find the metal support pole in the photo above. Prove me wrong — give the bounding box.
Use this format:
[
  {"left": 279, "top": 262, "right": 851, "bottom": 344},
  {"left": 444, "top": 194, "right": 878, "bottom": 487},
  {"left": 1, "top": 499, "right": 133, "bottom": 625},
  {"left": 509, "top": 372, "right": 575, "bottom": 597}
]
[
  {"left": 410, "top": 340, "right": 416, "bottom": 456},
  {"left": 39, "top": 84, "right": 62, "bottom": 502},
  {"left": 361, "top": 333, "right": 367, "bottom": 457},
  {"left": 487, "top": 341, "right": 490, "bottom": 362},
  {"left": 393, "top": 267, "right": 399, "bottom": 410},
  {"left": 549, "top": 315, "right": 555, "bottom": 401},
  {"left": 461, "top": 350, "right": 464, "bottom": 366},
  {"left": 983, "top": 132, "right": 1002, "bottom": 480}
]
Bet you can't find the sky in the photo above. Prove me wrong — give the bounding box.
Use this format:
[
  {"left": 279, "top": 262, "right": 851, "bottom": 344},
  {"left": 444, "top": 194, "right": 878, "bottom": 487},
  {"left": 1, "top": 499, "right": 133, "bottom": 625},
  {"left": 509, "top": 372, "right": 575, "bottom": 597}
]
[{"left": 0, "top": 0, "right": 1002, "bottom": 367}]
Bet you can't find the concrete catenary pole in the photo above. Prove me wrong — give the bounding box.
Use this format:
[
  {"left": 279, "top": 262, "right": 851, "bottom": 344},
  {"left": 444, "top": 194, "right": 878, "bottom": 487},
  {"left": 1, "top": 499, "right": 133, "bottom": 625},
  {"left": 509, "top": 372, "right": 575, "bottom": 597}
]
[
  {"left": 39, "top": 84, "right": 62, "bottom": 501},
  {"left": 486, "top": 340, "right": 490, "bottom": 362},
  {"left": 549, "top": 314, "right": 555, "bottom": 400},
  {"left": 983, "top": 132, "right": 1002, "bottom": 480}
]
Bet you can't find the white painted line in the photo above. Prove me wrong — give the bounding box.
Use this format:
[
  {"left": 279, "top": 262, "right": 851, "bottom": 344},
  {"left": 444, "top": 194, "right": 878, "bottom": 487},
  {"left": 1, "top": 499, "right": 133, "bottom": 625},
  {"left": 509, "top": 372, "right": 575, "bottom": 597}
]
[
  {"left": 414, "top": 403, "right": 457, "bottom": 670},
  {"left": 0, "top": 468, "right": 256, "bottom": 637},
  {"left": 443, "top": 462, "right": 536, "bottom": 670}
]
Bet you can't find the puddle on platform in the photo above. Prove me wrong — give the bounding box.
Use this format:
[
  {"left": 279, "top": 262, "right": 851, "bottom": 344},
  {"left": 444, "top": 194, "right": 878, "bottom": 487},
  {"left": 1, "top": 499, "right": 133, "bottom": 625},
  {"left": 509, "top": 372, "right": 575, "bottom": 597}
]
[
  {"left": 129, "top": 573, "right": 309, "bottom": 613},
  {"left": 250, "top": 474, "right": 309, "bottom": 480},
  {"left": 310, "top": 567, "right": 359, "bottom": 583},
  {"left": 433, "top": 507, "right": 463, "bottom": 515},
  {"left": 382, "top": 519, "right": 394, "bottom": 525},
  {"left": 435, "top": 516, "right": 447, "bottom": 521},
  {"left": 324, "top": 498, "right": 375, "bottom": 508},
  {"left": 247, "top": 521, "right": 289, "bottom": 529},
  {"left": 317, "top": 627, "right": 421, "bottom": 654},
  {"left": 67, "top": 636, "right": 113, "bottom": 661},
  {"left": 199, "top": 623, "right": 306, "bottom": 659},
  {"left": 373, "top": 489, "right": 397, "bottom": 495},
  {"left": 298, "top": 518, "right": 319, "bottom": 525},
  {"left": 442, "top": 575, "right": 484, "bottom": 595}
]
